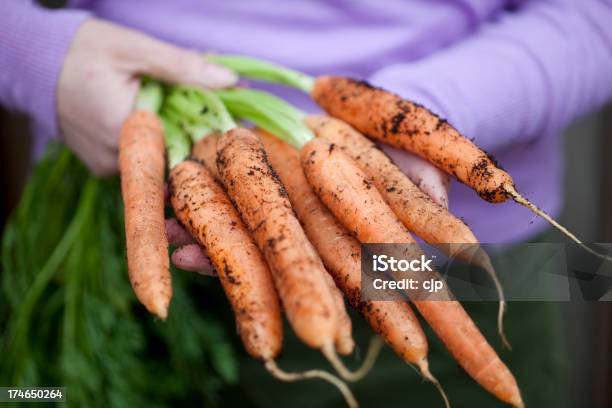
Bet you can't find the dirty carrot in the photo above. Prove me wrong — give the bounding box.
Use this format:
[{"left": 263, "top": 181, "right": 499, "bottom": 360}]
[
  {"left": 192, "top": 133, "right": 221, "bottom": 179},
  {"left": 209, "top": 54, "right": 612, "bottom": 261},
  {"left": 167, "top": 88, "right": 357, "bottom": 406},
  {"left": 218, "top": 87, "right": 521, "bottom": 406},
  {"left": 311, "top": 77, "right": 612, "bottom": 260},
  {"left": 258, "top": 129, "right": 449, "bottom": 404},
  {"left": 218, "top": 86, "right": 508, "bottom": 347},
  {"left": 169, "top": 159, "right": 283, "bottom": 360},
  {"left": 305, "top": 115, "right": 509, "bottom": 348},
  {"left": 217, "top": 129, "right": 359, "bottom": 406},
  {"left": 192, "top": 130, "right": 354, "bottom": 355},
  {"left": 301, "top": 137, "right": 523, "bottom": 408},
  {"left": 118, "top": 80, "right": 171, "bottom": 319},
  {"left": 217, "top": 128, "right": 341, "bottom": 349},
  {"left": 160, "top": 98, "right": 286, "bottom": 360},
  {"left": 173, "top": 88, "right": 349, "bottom": 351}
]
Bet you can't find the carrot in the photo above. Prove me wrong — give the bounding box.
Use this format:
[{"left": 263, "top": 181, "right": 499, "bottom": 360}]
[
  {"left": 305, "top": 115, "right": 509, "bottom": 348},
  {"left": 258, "top": 130, "right": 449, "bottom": 404},
  {"left": 311, "top": 76, "right": 512, "bottom": 202},
  {"left": 193, "top": 131, "right": 354, "bottom": 355},
  {"left": 169, "top": 159, "right": 282, "bottom": 360},
  {"left": 216, "top": 128, "right": 343, "bottom": 350},
  {"left": 209, "top": 54, "right": 612, "bottom": 261},
  {"left": 216, "top": 129, "right": 361, "bottom": 406},
  {"left": 163, "top": 104, "right": 284, "bottom": 360},
  {"left": 189, "top": 87, "right": 354, "bottom": 356},
  {"left": 246, "top": 132, "right": 355, "bottom": 356},
  {"left": 301, "top": 137, "right": 523, "bottom": 408},
  {"left": 214, "top": 87, "right": 516, "bottom": 406},
  {"left": 310, "top": 75, "right": 612, "bottom": 260},
  {"left": 118, "top": 82, "right": 171, "bottom": 319},
  {"left": 164, "top": 89, "right": 358, "bottom": 408},
  {"left": 192, "top": 133, "right": 221, "bottom": 179}
]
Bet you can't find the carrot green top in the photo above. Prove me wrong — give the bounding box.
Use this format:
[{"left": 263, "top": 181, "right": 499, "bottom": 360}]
[
  {"left": 161, "top": 83, "right": 314, "bottom": 152},
  {"left": 135, "top": 79, "right": 164, "bottom": 113},
  {"left": 215, "top": 88, "right": 313, "bottom": 150},
  {"left": 207, "top": 55, "right": 314, "bottom": 94}
]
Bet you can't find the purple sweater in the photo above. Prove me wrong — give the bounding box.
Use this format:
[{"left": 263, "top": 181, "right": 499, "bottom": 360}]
[{"left": 2, "top": 0, "right": 612, "bottom": 243}]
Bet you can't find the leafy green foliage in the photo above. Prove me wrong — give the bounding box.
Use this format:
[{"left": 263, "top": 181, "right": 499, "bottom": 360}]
[
  {"left": 215, "top": 88, "right": 314, "bottom": 149},
  {"left": 0, "top": 144, "right": 237, "bottom": 407},
  {"left": 162, "top": 87, "right": 237, "bottom": 144}
]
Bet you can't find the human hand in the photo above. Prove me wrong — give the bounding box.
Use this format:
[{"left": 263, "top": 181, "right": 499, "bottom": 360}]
[
  {"left": 165, "top": 218, "right": 216, "bottom": 276},
  {"left": 381, "top": 144, "right": 450, "bottom": 208},
  {"left": 57, "top": 18, "right": 237, "bottom": 176}
]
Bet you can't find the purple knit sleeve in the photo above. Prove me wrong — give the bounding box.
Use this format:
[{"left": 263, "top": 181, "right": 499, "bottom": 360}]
[
  {"left": 0, "top": 1, "right": 90, "bottom": 136},
  {"left": 368, "top": 0, "right": 612, "bottom": 153}
]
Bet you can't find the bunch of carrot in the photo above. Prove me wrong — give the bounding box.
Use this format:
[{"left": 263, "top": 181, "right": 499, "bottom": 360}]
[{"left": 115, "top": 51, "right": 603, "bottom": 406}]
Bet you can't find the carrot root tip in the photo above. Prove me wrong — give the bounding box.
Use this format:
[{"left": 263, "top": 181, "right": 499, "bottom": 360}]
[
  {"left": 509, "top": 394, "right": 525, "bottom": 408},
  {"left": 498, "top": 301, "right": 512, "bottom": 350},
  {"left": 508, "top": 186, "right": 612, "bottom": 262},
  {"left": 479, "top": 257, "right": 510, "bottom": 350},
  {"left": 150, "top": 298, "right": 169, "bottom": 320},
  {"left": 322, "top": 336, "right": 384, "bottom": 382},
  {"left": 264, "top": 359, "right": 359, "bottom": 408},
  {"left": 416, "top": 359, "right": 450, "bottom": 408}
]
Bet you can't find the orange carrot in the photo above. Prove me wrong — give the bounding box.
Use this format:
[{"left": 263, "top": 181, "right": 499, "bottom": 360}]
[
  {"left": 301, "top": 137, "right": 523, "bottom": 408},
  {"left": 216, "top": 128, "right": 347, "bottom": 351},
  {"left": 311, "top": 76, "right": 513, "bottom": 202},
  {"left": 322, "top": 263, "right": 355, "bottom": 356},
  {"left": 258, "top": 130, "right": 449, "bottom": 402},
  {"left": 208, "top": 56, "right": 612, "bottom": 259},
  {"left": 169, "top": 159, "right": 283, "bottom": 360},
  {"left": 192, "top": 133, "right": 221, "bottom": 179},
  {"left": 163, "top": 87, "right": 358, "bottom": 407},
  {"left": 310, "top": 75, "right": 612, "bottom": 261},
  {"left": 118, "top": 110, "right": 171, "bottom": 319},
  {"left": 305, "top": 115, "right": 509, "bottom": 348},
  {"left": 193, "top": 132, "right": 354, "bottom": 355}
]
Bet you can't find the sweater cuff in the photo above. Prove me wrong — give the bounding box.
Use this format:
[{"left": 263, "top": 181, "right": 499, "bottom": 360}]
[{"left": 0, "top": 3, "right": 90, "bottom": 136}]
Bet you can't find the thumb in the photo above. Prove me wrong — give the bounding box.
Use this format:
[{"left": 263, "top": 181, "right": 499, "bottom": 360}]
[
  {"left": 130, "top": 32, "right": 237, "bottom": 88},
  {"left": 171, "top": 244, "right": 216, "bottom": 276}
]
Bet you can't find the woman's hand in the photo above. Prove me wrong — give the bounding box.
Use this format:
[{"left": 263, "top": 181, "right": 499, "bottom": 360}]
[
  {"left": 165, "top": 218, "right": 215, "bottom": 276},
  {"left": 381, "top": 145, "right": 450, "bottom": 209},
  {"left": 57, "top": 18, "right": 235, "bottom": 275},
  {"left": 58, "top": 19, "right": 449, "bottom": 274},
  {"left": 57, "top": 18, "right": 237, "bottom": 176}
]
